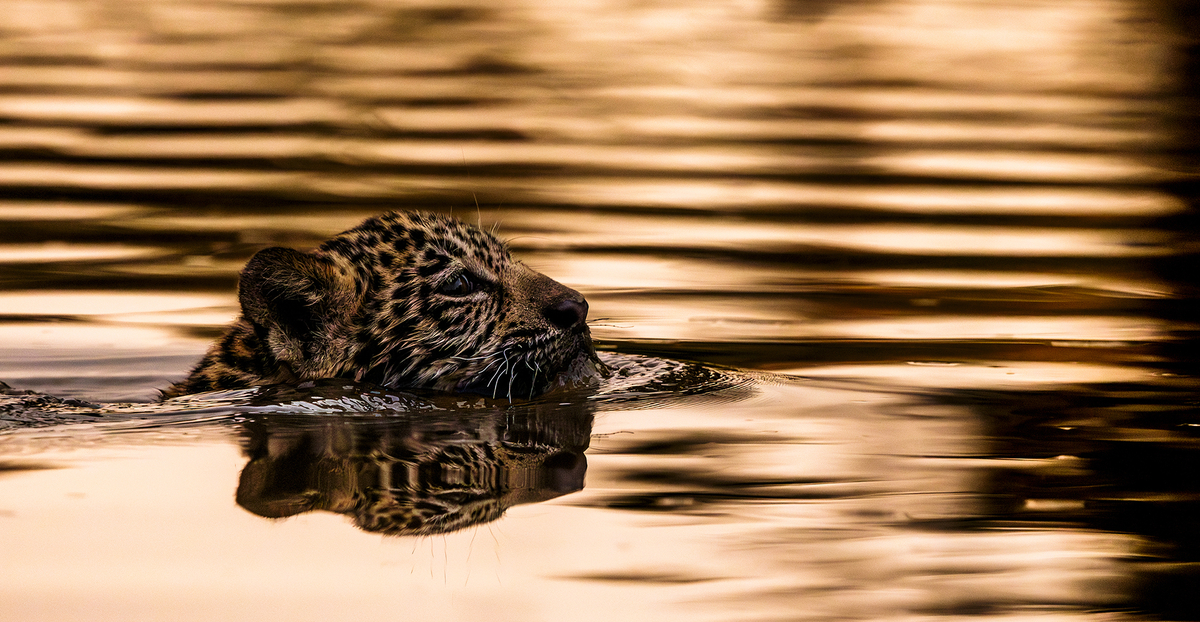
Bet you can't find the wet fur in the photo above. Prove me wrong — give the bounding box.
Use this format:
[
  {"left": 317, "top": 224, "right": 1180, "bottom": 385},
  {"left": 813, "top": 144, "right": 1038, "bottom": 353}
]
[{"left": 163, "top": 211, "right": 600, "bottom": 400}]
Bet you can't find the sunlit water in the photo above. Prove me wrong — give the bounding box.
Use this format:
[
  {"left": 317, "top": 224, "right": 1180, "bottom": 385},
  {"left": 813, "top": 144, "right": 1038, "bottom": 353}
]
[{"left": 1, "top": 0, "right": 1198, "bottom": 620}]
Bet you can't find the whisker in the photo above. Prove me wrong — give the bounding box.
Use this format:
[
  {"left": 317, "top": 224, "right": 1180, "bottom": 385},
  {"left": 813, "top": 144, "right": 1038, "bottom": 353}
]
[
  {"left": 449, "top": 351, "right": 503, "bottom": 363},
  {"left": 503, "top": 350, "right": 515, "bottom": 403},
  {"left": 527, "top": 359, "right": 540, "bottom": 401},
  {"left": 506, "top": 362, "right": 518, "bottom": 404},
  {"left": 587, "top": 317, "right": 630, "bottom": 328},
  {"left": 472, "top": 191, "right": 481, "bottom": 228},
  {"left": 488, "top": 359, "right": 505, "bottom": 384},
  {"left": 477, "top": 357, "right": 502, "bottom": 375},
  {"left": 489, "top": 349, "right": 510, "bottom": 399}
]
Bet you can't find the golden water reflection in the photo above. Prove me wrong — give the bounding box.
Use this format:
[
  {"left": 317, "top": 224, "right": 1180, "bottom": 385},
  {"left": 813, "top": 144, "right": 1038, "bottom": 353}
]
[
  {"left": 235, "top": 404, "right": 592, "bottom": 536},
  {"left": 0, "top": 0, "right": 1195, "bottom": 619}
]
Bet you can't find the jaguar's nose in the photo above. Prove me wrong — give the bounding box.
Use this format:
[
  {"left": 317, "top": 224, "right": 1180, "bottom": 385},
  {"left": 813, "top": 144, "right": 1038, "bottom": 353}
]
[{"left": 544, "top": 296, "right": 588, "bottom": 330}]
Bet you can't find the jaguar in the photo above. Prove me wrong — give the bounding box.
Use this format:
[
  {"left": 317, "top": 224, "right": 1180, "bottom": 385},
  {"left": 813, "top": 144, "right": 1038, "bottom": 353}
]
[{"left": 162, "top": 211, "right": 604, "bottom": 400}]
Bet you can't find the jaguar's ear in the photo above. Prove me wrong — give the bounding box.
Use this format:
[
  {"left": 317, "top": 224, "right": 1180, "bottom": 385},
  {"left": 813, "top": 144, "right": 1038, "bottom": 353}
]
[{"left": 238, "top": 247, "right": 351, "bottom": 342}]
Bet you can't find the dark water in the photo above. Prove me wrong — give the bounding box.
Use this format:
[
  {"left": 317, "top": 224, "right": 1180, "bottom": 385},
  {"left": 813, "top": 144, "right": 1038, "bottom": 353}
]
[{"left": 1, "top": 0, "right": 1198, "bottom": 620}]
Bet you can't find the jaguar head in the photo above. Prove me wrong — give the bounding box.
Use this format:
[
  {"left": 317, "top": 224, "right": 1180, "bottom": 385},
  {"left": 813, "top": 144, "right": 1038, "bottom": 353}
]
[{"left": 238, "top": 211, "right": 602, "bottom": 399}]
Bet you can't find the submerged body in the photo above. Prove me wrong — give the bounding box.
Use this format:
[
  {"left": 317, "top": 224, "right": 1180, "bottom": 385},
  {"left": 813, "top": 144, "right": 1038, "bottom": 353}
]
[{"left": 163, "top": 211, "right": 601, "bottom": 400}]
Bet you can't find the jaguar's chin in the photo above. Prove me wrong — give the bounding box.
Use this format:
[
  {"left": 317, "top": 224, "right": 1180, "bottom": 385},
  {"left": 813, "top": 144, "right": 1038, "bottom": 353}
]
[{"left": 551, "top": 348, "right": 609, "bottom": 389}]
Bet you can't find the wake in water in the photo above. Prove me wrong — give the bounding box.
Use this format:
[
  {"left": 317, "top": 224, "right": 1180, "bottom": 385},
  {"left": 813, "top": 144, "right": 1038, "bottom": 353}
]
[{"left": 0, "top": 352, "right": 755, "bottom": 431}]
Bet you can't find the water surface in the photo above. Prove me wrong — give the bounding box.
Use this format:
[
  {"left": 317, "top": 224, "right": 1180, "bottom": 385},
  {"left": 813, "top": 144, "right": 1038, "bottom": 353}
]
[{"left": 1, "top": 0, "right": 1198, "bottom": 620}]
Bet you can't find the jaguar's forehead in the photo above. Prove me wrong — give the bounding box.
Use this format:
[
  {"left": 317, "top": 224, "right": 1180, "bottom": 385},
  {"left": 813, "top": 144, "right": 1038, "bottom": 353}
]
[{"left": 318, "top": 211, "right": 509, "bottom": 269}]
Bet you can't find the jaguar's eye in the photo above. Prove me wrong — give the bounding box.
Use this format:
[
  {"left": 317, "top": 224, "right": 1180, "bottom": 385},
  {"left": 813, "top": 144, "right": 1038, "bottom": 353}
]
[{"left": 439, "top": 273, "right": 476, "bottom": 297}]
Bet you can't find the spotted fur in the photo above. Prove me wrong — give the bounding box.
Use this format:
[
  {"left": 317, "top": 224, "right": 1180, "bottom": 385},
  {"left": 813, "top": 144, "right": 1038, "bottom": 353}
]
[{"left": 163, "top": 211, "right": 601, "bottom": 400}]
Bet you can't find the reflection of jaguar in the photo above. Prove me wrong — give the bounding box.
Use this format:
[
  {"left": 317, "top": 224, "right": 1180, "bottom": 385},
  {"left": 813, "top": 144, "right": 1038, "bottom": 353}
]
[
  {"left": 234, "top": 394, "right": 594, "bottom": 536},
  {"left": 164, "top": 211, "right": 603, "bottom": 400}
]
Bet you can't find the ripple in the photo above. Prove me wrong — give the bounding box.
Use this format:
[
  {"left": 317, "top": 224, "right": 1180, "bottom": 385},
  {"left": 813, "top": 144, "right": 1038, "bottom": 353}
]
[{"left": 0, "top": 244, "right": 162, "bottom": 263}]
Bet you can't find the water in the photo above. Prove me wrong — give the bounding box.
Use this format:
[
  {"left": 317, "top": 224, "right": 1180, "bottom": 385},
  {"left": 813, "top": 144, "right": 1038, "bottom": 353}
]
[{"left": 1, "top": 0, "right": 1198, "bottom": 619}]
